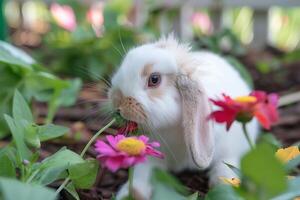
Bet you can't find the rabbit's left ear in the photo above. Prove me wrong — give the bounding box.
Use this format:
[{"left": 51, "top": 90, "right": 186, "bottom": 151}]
[{"left": 176, "top": 74, "right": 214, "bottom": 169}]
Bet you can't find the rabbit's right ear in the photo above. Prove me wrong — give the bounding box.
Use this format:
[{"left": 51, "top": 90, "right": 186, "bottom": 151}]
[{"left": 176, "top": 74, "right": 214, "bottom": 169}]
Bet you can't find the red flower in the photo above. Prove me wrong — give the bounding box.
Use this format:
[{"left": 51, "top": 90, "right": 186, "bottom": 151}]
[
  {"left": 116, "top": 121, "right": 138, "bottom": 135},
  {"left": 210, "top": 91, "right": 279, "bottom": 130}
]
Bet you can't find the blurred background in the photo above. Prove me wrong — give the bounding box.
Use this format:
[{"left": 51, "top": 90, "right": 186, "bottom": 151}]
[
  {"left": 1, "top": 0, "right": 300, "bottom": 198},
  {"left": 1, "top": 0, "right": 300, "bottom": 83}
]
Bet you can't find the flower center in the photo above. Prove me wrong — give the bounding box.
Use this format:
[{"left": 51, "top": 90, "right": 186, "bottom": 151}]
[
  {"left": 234, "top": 96, "right": 257, "bottom": 103},
  {"left": 116, "top": 138, "right": 146, "bottom": 156}
]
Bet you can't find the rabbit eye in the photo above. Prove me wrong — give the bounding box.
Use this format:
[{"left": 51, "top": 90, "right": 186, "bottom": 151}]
[{"left": 148, "top": 72, "right": 161, "bottom": 88}]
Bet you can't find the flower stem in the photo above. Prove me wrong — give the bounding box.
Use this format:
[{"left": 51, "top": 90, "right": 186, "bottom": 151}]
[
  {"left": 55, "top": 118, "right": 116, "bottom": 196},
  {"left": 80, "top": 118, "right": 116, "bottom": 157},
  {"left": 128, "top": 167, "right": 134, "bottom": 198},
  {"left": 242, "top": 123, "right": 254, "bottom": 150}
]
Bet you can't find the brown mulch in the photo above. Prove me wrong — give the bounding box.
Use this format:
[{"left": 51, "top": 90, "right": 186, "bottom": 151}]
[{"left": 32, "top": 49, "right": 300, "bottom": 200}]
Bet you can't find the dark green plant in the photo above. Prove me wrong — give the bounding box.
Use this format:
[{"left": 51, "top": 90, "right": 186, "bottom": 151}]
[
  {"left": 0, "top": 41, "right": 81, "bottom": 138},
  {"left": 0, "top": 90, "right": 103, "bottom": 200}
]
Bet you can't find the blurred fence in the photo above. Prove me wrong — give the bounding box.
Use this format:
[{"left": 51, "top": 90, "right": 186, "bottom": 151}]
[{"left": 141, "top": 0, "right": 300, "bottom": 50}]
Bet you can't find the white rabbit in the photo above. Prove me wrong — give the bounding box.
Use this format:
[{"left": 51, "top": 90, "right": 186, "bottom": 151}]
[{"left": 108, "top": 35, "right": 259, "bottom": 200}]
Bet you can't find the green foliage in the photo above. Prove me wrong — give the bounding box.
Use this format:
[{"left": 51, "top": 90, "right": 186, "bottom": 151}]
[
  {"left": 0, "top": 177, "right": 57, "bottom": 200},
  {"left": 240, "top": 143, "right": 287, "bottom": 199},
  {"left": 0, "top": 91, "right": 100, "bottom": 199},
  {"left": 41, "top": 0, "right": 139, "bottom": 80},
  {"left": 0, "top": 41, "right": 81, "bottom": 138},
  {"left": 205, "top": 185, "right": 241, "bottom": 200}
]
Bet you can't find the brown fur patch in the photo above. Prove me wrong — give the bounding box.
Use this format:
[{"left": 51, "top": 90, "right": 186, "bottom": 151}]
[
  {"left": 110, "top": 89, "right": 123, "bottom": 107},
  {"left": 119, "top": 97, "right": 147, "bottom": 123},
  {"left": 141, "top": 63, "right": 154, "bottom": 77}
]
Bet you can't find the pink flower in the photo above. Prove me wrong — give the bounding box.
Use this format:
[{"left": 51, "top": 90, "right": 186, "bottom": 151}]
[
  {"left": 191, "top": 12, "right": 213, "bottom": 34},
  {"left": 86, "top": 3, "right": 104, "bottom": 37},
  {"left": 50, "top": 3, "right": 76, "bottom": 31},
  {"left": 95, "top": 135, "right": 164, "bottom": 172}
]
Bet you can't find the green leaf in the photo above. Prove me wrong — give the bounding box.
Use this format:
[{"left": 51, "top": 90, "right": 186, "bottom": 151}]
[
  {"left": 65, "top": 182, "right": 80, "bottom": 200},
  {"left": 68, "top": 159, "right": 99, "bottom": 189},
  {"left": 13, "top": 90, "right": 33, "bottom": 122},
  {"left": 223, "top": 162, "right": 242, "bottom": 177},
  {"left": 38, "top": 166, "right": 67, "bottom": 186},
  {"left": 39, "top": 148, "right": 84, "bottom": 170},
  {"left": 0, "top": 153, "right": 16, "bottom": 178},
  {"left": 241, "top": 143, "right": 287, "bottom": 197},
  {"left": 257, "top": 133, "right": 282, "bottom": 150},
  {"left": 33, "top": 149, "right": 83, "bottom": 185},
  {"left": 0, "top": 41, "right": 34, "bottom": 70},
  {"left": 285, "top": 155, "right": 300, "bottom": 172},
  {"left": 152, "top": 168, "right": 189, "bottom": 195},
  {"left": 271, "top": 176, "right": 300, "bottom": 200},
  {"left": 24, "top": 123, "right": 40, "bottom": 148},
  {"left": 187, "top": 192, "right": 199, "bottom": 200},
  {"left": 205, "top": 185, "right": 241, "bottom": 200},
  {"left": 152, "top": 182, "right": 186, "bottom": 200},
  {"left": 0, "top": 177, "right": 57, "bottom": 200},
  {"left": 38, "top": 124, "right": 68, "bottom": 141},
  {"left": 4, "top": 114, "right": 31, "bottom": 160}
]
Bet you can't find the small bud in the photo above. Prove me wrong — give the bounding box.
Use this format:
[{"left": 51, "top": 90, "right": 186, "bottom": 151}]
[{"left": 22, "top": 159, "right": 30, "bottom": 165}]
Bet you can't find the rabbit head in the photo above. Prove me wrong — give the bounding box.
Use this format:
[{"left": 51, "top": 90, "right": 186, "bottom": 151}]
[{"left": 109, "top": 35, "right": 214, "bottom": 168}]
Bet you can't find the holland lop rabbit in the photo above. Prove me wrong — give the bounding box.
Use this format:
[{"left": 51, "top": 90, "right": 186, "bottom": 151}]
[{"left": 109, "top": 35, "right": 259, "bottom": 199}]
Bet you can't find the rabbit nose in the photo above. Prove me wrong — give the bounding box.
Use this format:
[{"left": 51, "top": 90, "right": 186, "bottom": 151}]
[{"left": 116, "top": 108, "right": 121, "bottom": 115}]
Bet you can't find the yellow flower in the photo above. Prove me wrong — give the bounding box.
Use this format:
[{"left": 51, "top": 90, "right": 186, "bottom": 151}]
[
  {"left": 219, "top": 177, "right": 240, "bottom": 187},
  {"left": 275, "top": 146, "right": 300, "bottom": 163}
]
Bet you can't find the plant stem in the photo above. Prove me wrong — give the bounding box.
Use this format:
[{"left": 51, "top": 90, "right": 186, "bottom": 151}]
[
  {"left": 242, "top": 123, "right": 254, "bottom": 150},
  {"left": 80, "top": 118, "right": 116, "bottom": 157},
  {"left": 128, "top": 167, "right": 134, "bottom": 198},
  {"left": 55, "top": 177, "right": 70, "bottom": 196},
  {"left": 55, "top": 118, "right": 115, "bottom": 196}
]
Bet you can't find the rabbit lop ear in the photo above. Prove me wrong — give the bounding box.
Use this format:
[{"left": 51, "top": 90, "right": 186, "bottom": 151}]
[{"left": 176, "top": 74, "right": 214, "bottom": 169}]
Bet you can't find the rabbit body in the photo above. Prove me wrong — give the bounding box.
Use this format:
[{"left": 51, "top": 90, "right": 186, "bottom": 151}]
[{"left": 109, "top": 36, "right": 259, "bottom": 200}]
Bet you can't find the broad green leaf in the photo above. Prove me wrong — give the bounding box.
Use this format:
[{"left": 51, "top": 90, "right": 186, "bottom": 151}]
[
  {"left": 223, "top": 162, "right": 242, "bottom": 177},
  {"left": 271, "top": 176, "right": 300, "bottom": 200},
  {"left": 37, "top": 166, "right": 67, "bottom": 186},
  {"left": 33, "top": 149, "right": 83, "bottom": 185},
  {"left": 4, "top": 114, "right": 31, "bottom": 160},
  {"left": 152, "top": 168, "right": 189, "bottom": 195},
  {"left": 38, "top": 124, "right": 68, "bottom": 141},
  {"left": 187, "top": 192, "right": 199, "bottom": 200},
  {"left": 39, "top": 148, "right": 84, "bottom": 170},
  {"left": 205, "top": 185, "right": 241, "bottom": 200},
  {"left": 13, "top": 90, "right": 33, "bottom": 122},
  {"left": 0, "top": 41, "right": 34, "bottom": 70},
  {"left": 0, "top": 177, "right": 57, "bottom": 200},
  {"left": 0, "top": 153, "right": 16, "bottom": 178},
  {"left": 24, "top": 123, "right": 40, "bottom": 148},
  {"left": 69, "top": 159, "right": 99, "bottom": 189},
  {"left": 257, "top": 133, "right": 282, "bottom": 150},
  {"left": 285, "top": 155, "right": 300, "bottom": 172},
  {"left": 241, "top": 143, "right": 287, "bottom": 197},
  {"left": 152, "top": 182, "right": 186, "bottom": 200},
  {"left": 65, "top": 182, "right": 80, "bottom": 200}
]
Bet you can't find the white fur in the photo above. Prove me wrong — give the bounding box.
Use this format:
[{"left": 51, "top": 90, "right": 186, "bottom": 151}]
[{"left": 110, "top": 36, "right": 259, "bottom": 199}]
